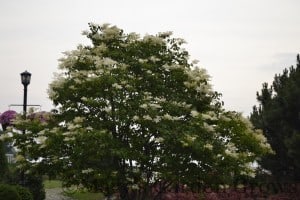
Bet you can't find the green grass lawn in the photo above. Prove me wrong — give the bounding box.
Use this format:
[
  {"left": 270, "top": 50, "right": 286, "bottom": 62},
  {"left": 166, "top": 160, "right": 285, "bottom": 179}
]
[
  {"left": 43, "top": 180, "right": 104, "bottom": 200},
  {"left": 67, "top": 191, "right": 104, "bottom": 200},
  {"left": 43, "top": 180, "right": 62, "bottom": 189}
]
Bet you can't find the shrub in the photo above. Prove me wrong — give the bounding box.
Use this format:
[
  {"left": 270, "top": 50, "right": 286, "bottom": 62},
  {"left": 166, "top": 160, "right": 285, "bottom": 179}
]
[
  {"left": 15, "top": 185, "right": 33, "bottom": 200},
  {"left": 0, "top": 184, "right": 21, "bottom": 200},
  {"left": 0, "top": 140, "right": 9, "bottom": 182},
  {"left": 3, "top": 167, "right": 45, "bottom": 200},
  {"left": 25, "top": 174, "right": 45, "bottom": 200}
]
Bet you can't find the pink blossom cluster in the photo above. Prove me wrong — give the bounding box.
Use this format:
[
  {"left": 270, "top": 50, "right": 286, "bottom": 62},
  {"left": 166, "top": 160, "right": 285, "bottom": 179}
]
[
  {"left": 27, "top": 111, "right": 50, "bottom": 123},
  {"left": 0, "top": 110, "right": 17, "bottom": 125}
]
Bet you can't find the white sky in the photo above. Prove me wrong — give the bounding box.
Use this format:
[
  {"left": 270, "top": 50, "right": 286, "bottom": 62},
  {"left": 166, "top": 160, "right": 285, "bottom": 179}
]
[{"left": 1, "top": 0, "right": 300, "bottom": 116}]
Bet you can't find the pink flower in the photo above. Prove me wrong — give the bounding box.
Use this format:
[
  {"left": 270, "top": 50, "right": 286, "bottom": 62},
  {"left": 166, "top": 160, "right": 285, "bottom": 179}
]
[
  {"left": 28, "top": 111, "right": 51, "bottom": 123},
  {"left": 0, "top": 110, "right": 17, "bottom": 125}
]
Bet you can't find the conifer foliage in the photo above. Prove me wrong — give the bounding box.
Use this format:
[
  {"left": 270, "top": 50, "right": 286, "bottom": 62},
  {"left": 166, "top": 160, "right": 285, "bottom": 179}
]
[{"left": 251, "top": 54, "right": 300, "bottom": 181}]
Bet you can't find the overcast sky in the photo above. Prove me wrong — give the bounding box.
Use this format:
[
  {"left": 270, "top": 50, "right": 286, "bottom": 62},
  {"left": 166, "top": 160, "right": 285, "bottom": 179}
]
[{"left": 1, "top": 0, "right": 300, "bottom": 116}]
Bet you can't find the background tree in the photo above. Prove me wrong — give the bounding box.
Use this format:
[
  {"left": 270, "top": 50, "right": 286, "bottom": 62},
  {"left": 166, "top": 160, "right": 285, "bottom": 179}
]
[
  {"left": 0, "top": 110, "right": 16, "bottom": 182},
  {"left": 11, "top": 23, "right": 272, "bottom": 199},
  {"left": 0, "top": 110, "right": 46, "bottom": 200},
  {"left": 250, "top": 54, "right": 300, "bottom": 181},
  {"left": 0, "top": 137, "right": 8, "bottom": 182}
]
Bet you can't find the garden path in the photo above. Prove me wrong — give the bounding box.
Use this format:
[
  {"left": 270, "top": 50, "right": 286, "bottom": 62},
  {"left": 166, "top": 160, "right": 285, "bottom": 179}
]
[{"left": 45, "top": 188, "right": 73, "bottom": 200}]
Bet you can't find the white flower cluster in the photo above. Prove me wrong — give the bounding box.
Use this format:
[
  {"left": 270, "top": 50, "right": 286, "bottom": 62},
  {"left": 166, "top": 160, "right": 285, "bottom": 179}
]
[
  {"left": 102, "top": 57, "right": 117, "bottom": 66},
  {"left": 86, "top": 126, "right": 93, "bottom": 131},
  {"left": 58, "top": 51, "right": 77, "bottom": 70},
  {"left": 170, "top": 101, "right": 191, "bottom": 109},
  {"left": 93, "top": 57, "right": 119, "bottom": 74},
  {"left": 139, "top": 103, "right": 162, "bottom": 110},
  {"left": 103, "top": 106, "right": 112, "bottom": 113},
  {"left": 174, "top": 38, "right": 187, "bottom": 45},
  {"left": 15, "top": 155, "right": 26, "bottom": 162},
  {"left": 190, "top": 110, "right": 199, "bottom": 118},
  {"left": 138, "top": 59, "right": 147, "bottom": 64},
  {"left": 73, "top": 116, "right": 85, "bottom": 124},
  {"left": 93, "top": 44, "right": 108, "bottom": 54},
  {"left": 127, "top": 32, "right": 140, "bottom": 41},
  {"left": 155, "top": 137, "right": 164, "bottom": 143},
  {"left": 162, "top": 64, "right": 183, "bottom": 71},
  {"left": 153, "top": 116, "right": 162, "bottom": 123},
  {"left": 81, "top": 30, "right": 89, "bottom": 36},
  {"left": 0, "top": 133, "right": 10, "bottom": 141},
  {"left": 143, "top": 34, "right": 164, "bottom": 45},
  {"left": 143, "top": 92, "right": 153, "bottom": 100},
  {"left": 102, "top": 25, "right": 122, "bottom": 40},
  {"left": 149, "top": 103, "right": 162, "bottom": 109},
  {"left": 220, "top": 114, "right": 231, "bottom": 122},
  {"left": 112, "top": 83, "right": 122, "bottom": 90},
  {"left": 82, "top": 168, "right": 94, "bottom": 174},
  {"left": 224, "top": 142, "right": 239, "bottom": 158},
  {"left": 37, "top": 136, "right": 47, "bottom": 144},
  {"left": 203, "top": 122, "right": 215, "bottom": 133},
  {"left": 67, "top": 122, "right": 81, "bottom": 131},
  {"left": 149, "top": 56, "right": 160, "bottom": 62},
  {"left": 63, "top": 136, "right": 75, "bottom": 142},
  {"left": 183, "top": 67, "right": 212, "bottom": 95},
  {"left": 154, "top": 97, "right": 166, "bottom": 103},
  {"left": 139, "top": 104, "right": 147, "bottom": 109},
  {"left": 191, "top": 59, "right": 199, "bottom": 65},
  {"left": 132, "top": 115, "right": 139, "bottom": 121},
  {"left": 134, "top": 112, "right": 182, "bottom": 123},
  {"left": 142, "top": 115, "right": 152, "bottom": 120},
  {"left": 201, "top": 111, "right": 218, "bottom": 121},
  {"left": 158, "top": 31, "right": 173, "bottom": 38},
  {"left": 81, "top": 96, "right": 88, "bottom": 102},
  {"left": 48, "top": 73, "right": 65, "bottom": 99},
  {"left": 187, "top": 135, "right": 197, "bottom": 142},
  {"left": 62, "top": 131, "right": 73, "bottom": 136},
  {"left": 204, "top": 143, "right": 213, "bottom": 150},
  {"left": 161, "top": 114, "right": 179, "bottom": 121},
  {"left": 163, "top": 114, "right": 172, "bottom": 120},
  {"left": 240, "top": 162, "right": 256, "bottom": 178},
  {"left": 91, "top": 33, "right": 102, "bottom": 40},
  {"left": 253, "top": 130, "right": 272, "bottom": 151}
]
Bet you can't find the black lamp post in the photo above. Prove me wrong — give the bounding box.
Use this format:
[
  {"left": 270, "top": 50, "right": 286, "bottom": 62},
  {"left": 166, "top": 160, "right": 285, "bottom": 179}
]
[
  {"left": 20, "top": 70, "right": 31, "bottom": 116},
  {"left": 20, "top": 70, "right": 31, "bottom": 186}
]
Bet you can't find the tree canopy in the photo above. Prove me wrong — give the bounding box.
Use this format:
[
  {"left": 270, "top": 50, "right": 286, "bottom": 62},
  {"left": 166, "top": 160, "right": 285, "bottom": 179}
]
[
  {"left": 9, "top": 23, "right": 272, "bottom": 199},
  {"left": 250, "top": 54, "right": 300, "bottom": 181}
]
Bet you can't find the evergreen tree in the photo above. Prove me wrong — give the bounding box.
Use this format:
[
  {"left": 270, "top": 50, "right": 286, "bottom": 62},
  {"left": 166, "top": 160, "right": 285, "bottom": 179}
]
[{"left": 251, "top": 54, "right": 300, "bottom": 181}]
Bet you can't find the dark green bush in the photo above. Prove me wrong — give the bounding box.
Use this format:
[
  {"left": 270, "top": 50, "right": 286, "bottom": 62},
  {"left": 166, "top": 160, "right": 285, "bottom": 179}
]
[
  {"left": 0, "top": 184, "right": 21, "bottom": 200},
  {"left": 15, "top": 185, "right": 33, "bottom": 200},
  {"left": 5, "top": 167, "right": 45, "bottom": 200},
  {"left": 25, "top": 174, "right": 45, "bottom": 200},
  {"left": 0, "top": 141, "right": 9, "bottom": 182}
]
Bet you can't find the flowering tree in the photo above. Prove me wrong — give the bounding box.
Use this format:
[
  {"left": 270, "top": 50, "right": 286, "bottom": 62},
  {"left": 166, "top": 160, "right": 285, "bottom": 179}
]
[
  {"left": 0, "top": 109, "right": 51, "bottom": 173},
  {"left": 10, "top": 24, "right": 272, "bottom": 199},
  {"left": 0, "top": 110, "right": 17, "bottom": 131},
  {"left": 1, "top": 109, "right": 47, "bottom": 200}
]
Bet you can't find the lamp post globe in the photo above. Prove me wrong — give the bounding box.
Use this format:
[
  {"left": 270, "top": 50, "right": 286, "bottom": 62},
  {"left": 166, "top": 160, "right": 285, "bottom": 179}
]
[
  {"left": 20, "top": 70, "right": 31, "bottom": 86},
  {"left": 20, "top": 70, "right": 31, "bottom": 115}
]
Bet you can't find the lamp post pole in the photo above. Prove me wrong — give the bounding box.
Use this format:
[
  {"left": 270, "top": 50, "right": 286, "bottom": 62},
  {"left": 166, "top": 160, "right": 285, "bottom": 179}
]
[
  {"left": 20, "top": 70, "right": 31, "bottom": 186},
  {"left": 23, "top": 82, "right": 28, "bottom": 115}
]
